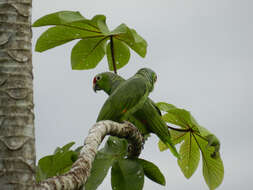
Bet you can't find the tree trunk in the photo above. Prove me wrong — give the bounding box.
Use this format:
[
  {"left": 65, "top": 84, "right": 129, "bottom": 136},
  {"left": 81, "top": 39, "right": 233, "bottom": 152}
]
[{"left": 0, "top": 0, "right": 35, "bottom": 189}]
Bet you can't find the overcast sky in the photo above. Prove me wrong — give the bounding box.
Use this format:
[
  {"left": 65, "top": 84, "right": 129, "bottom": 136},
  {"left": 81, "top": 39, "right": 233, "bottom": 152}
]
[{"left": 32, "top": 0, "right": 253, "bottom": 189}]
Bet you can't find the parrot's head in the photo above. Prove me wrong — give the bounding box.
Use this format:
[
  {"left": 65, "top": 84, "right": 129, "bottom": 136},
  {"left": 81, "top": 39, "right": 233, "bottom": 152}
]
[
  {"left": 136, "top": 68, "right": 157, "bottom": 92},
  {"left": 92, "top": 72, "right": 125, "bottom": 95}
]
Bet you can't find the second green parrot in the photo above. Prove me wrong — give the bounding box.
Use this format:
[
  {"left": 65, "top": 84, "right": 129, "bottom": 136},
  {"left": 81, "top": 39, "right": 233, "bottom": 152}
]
[{"left": 93, "top": 69, "right": 180, "bottom": 158}]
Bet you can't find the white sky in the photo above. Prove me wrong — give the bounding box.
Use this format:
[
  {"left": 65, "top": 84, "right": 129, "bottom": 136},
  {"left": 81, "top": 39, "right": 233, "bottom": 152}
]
[{"left": 32, "top": 0, "right": 253, "bottom": 189}]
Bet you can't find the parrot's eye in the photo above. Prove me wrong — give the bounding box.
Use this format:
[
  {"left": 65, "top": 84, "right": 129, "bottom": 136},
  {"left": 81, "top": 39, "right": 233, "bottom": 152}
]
[{"left": 96, "top": 76, "right": 101, "bottom": 81}]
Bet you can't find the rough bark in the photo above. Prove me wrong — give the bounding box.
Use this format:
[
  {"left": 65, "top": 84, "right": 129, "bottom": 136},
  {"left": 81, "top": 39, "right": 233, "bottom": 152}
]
[
  {"left": 0, "top": 0, "right": 35, "bottom": 189},
  {"left": 36, "top": 120, "right": 144, "bottom": 190}
]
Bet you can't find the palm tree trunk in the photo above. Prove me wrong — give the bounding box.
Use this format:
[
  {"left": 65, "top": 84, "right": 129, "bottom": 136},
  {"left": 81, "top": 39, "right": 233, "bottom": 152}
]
[{"left": 0, "top": 0, "right": 35, "bottom": 189}]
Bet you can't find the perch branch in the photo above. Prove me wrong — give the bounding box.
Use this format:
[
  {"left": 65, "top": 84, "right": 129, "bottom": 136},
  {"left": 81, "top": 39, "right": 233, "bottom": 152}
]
[{"left": 36, "top": 120, "right": 144, "bottom": 190}]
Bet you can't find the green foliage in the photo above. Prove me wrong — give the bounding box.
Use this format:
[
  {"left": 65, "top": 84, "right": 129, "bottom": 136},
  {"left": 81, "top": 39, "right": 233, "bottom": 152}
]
[
  {"left": 111, "top": 159, "right": 144, "bottom": 190},
  {"left": 71, "top": 37, "right": 107, "bottom": 69},
  {"left": 177, "top": 133, "right": 200, "bottom": 179},
  {"left": 158, "top": 130, "right": 187, "bottom": 151},
  {"left": 156, "top": 102, "right": 224, "bottom": 189},
  {"left": 156, "top": 102, "right": 176, "bottom": 112},
  {"left": 85, "top": 137, "right": 166, "bottom": 190},
  {"left": 36, "top": 138, "right": 166, "bottom": 190},
  {"left": 33, "top": 11, "right": 84, "bottom": 26},
  {"left": 36, "top": 142, "right": 81, "bottom": 182},
  {"left": 135, "top": 158, "right": 166, "bottom": 186},
  {"left": 34, "top": 10, "right": 224, "bottom": 190},
  {"left": 33, "top": 11, "right": 147, "bottom": 71},
  {"left": 85, "top": 136, "right": 127, "bottom": 190},
  {"left": 195, "top": 135, "right": 224, "bottom": 190}
]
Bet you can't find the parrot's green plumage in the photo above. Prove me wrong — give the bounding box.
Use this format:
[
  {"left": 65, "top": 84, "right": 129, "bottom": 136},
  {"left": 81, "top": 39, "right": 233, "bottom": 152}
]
[
  {"left": 96, "top": 68, "right": 156, "bottom": 123},
  {"left": 93, "top": 69, "right": 180, "bottom": 158}
]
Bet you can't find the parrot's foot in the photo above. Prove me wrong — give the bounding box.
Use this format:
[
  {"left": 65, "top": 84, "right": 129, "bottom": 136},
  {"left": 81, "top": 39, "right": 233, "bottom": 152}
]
[{"left": 123, "top": 120, "right": 145, "bottom": 157}]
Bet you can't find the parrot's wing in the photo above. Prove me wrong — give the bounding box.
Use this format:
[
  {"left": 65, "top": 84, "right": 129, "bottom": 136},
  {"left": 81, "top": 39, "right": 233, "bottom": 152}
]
[
  {"left": 96, "top": 77, "right": 149, "bottom": 122},
  {"left": 149, "top": 99, "right": 162, "bottom": 116}
]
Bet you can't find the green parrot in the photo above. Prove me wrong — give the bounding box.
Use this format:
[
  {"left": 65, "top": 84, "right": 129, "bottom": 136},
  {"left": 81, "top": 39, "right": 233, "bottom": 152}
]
[
  {"left": 93, "top": 69, "right": 180, "bottom": 158},
  {"left": 96, "top": 68, "right": 156, "bottom": 123}
]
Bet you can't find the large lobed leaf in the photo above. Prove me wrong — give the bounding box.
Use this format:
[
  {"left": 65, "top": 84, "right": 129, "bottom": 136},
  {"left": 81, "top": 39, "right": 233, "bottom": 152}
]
[
  {"left": 114, "top": 24, "right": 147, "bottom": 58},
  {"left": 177, "top": 133, "right": 200, "bottom": 179},
  {"left": 35, "top": 26, "right": 101, "bottom": 52},
  {"left": 33, "top": 11, "right": 85, "bottom": 27},
  {"left": 157, "top": 102, "right": 224, "bottom": 189},
  {"left": 34, "top": 11, "right": 148, "bottom": 71},
  {"left": 71, "top": 37, "right": 107, "bottom": 70},
  {"left": 194, "top": 135, "right": 224, "bottom": 190}
]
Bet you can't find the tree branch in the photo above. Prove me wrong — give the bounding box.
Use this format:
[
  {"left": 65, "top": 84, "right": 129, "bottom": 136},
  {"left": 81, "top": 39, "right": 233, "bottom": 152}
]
[{"left": 36, "top": 120, "right": 144, "bottom": 190}]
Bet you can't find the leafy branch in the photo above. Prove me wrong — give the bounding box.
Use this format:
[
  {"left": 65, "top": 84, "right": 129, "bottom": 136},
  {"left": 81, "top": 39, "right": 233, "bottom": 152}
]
[
  {"left": 157, "top": 102, "right": 224, "bottom": 190},
  {"left": 33, "top": 11, "right": 147, "bottom": 73}
]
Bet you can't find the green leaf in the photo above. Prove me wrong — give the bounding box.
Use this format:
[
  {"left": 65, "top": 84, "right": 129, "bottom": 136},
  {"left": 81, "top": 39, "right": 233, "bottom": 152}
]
[
  {"left": 136, "top": 158, "right": 165, "bottom": 186},
  {"left": 85, "top": 151, "right": 115, "bottom": 190},
  {"left": 111, "top": 159, "right": 144, "bottom": 190},
  {"left": 37, "top": 141, "right": 78, "bottom": 181},
  {"left": 63, "top": 15, "right": 108, "bottom": 33},
  {"left": 37, "top": 155, "right": 55, "bottom": 180},
  {"left": 71, "top": 37, "right": 107, "bottom": 70},
  {"left": 91, "top": 15, "right": 110, "bottom": 34},
  {"left": 33, "top": 11, "right": 84, "bottom": 27},
  {"left": 158, "top": 130, "right": 186, "bottom": 151},
  {"left": 162, "top": 108, "right": 194, "bottom": 129},
  {"left": 54, "top": 151, "right": 78, "bottom": 174},
  {"left": 36, "top": 157, "right": 53, "bottom": 182},
  {"left": 63, "top": 19, "right": 102, "bottom": 32},
  {"left": 128, "top": 29, "right": 147, "bottom": 57},
  {"left": 35, "top": 26, "right": 100, "bottom": 52},
  {"left": 114, "top": 24, "right": 147, "bottom": 57},
  {"left": 194, "top": 135, "right": 224, "bottom": 190},
  {"left": 170, "top": 130, "right": 187, "bottom": 145},
  {"left": 178, "top": 133, "right": 200, "bottom": 179},
  {"left": 106, "top": 38, "right": 130, "bottom": 71},
  {"left": 156, "top": 102, "right": 177, "bottom": 112},
  {"left": 61, "top": 141, "right": 75, "bottom": 152},
  {"left": 111, "top": 23, "right": 134, "bottom": 36},
  {"left": 85, "top": 137, "right": 128, "bottom": 190},
  {"left": 158, "top": 140, "right": 168, "bottom": 152}
]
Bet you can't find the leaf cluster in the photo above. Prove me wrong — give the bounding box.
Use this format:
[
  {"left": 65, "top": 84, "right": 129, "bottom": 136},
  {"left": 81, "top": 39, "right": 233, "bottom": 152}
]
[
  {"left": 33, "top": 11, "right": 147, "bottom": 72},
  {"left": 36, "top": 142, "right": 82, "bottom": 182},
  {"left": 36, "top": 138, "right": 165, "bottom": 190},
  {"left": 157, "top": 102, "right": 224, "bottom": 190},
  {"left": 85, "top": 136, "right": 165, "bottom": 190}
]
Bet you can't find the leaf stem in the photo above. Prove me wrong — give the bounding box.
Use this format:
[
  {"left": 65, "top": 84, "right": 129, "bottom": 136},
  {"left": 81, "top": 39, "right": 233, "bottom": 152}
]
[
  {"left": 167, "top": 125, "right": 190, "bottom": 132},
  {"left": 110, "top": 36, "right": 117, "bottom": 74}
]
